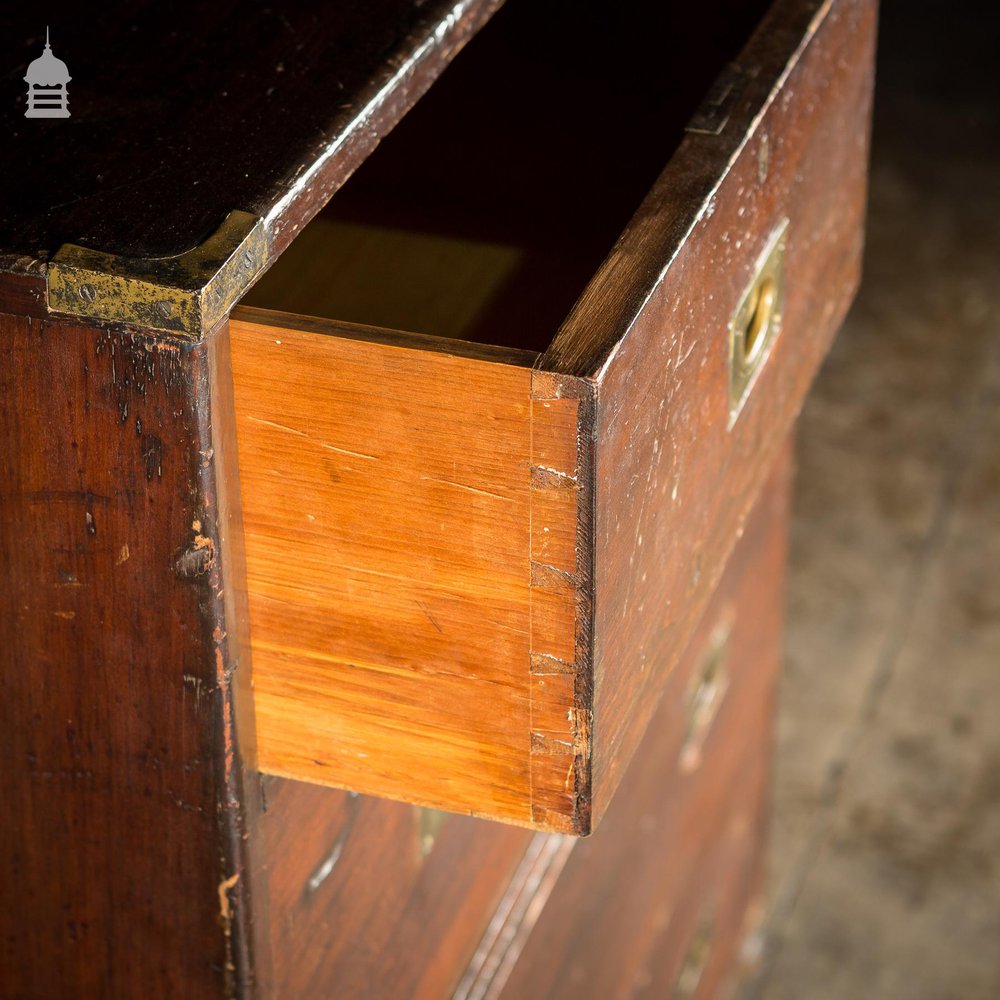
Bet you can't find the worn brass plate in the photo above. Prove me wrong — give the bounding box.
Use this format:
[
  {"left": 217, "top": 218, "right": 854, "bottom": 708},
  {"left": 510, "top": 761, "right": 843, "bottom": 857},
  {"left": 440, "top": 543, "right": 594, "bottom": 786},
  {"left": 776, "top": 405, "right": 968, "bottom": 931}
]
[
  {"left": 47, "top": 210, "right": 268, "bottom": 339},
  {"left": 728, "top": 218, "right": 788, "bottom": 423}
]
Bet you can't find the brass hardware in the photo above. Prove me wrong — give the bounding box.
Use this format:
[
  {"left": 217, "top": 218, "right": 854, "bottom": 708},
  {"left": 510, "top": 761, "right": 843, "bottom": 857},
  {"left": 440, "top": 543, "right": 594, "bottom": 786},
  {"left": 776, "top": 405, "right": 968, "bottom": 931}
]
[
  {"left": 679, "top": 625, "right": 730, "bottom": 774},
  {"left": 416, "top": 806, "right": 450, "bottom": 858},
  {"left": 728, "top": 218, "right": 788, "bottom": 422},
  {"left": 47, "top": 210, "right": 269, "bottom": 339},
  {"left": 687, "top": 63, "right": 747, "bottom": 135},
  {"left": 757, "top": 134, "right": 770, "bottom": 184},
  {"left": 674, "top": 916, "right": 715, "bottom": 998}
]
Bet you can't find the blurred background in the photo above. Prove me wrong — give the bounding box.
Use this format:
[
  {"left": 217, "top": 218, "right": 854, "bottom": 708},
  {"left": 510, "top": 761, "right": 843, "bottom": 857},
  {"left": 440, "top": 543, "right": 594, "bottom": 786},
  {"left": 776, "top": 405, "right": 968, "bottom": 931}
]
[{"left": 739, "top": 2, "right": 1000, "bottom": 997}]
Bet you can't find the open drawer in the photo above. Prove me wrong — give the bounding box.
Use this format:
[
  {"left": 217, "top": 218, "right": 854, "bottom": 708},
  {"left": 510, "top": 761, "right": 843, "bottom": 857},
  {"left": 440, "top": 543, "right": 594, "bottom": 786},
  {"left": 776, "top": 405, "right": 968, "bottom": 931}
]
[{"left": 229, "top": 0, "right": 876, "bottom": 833}]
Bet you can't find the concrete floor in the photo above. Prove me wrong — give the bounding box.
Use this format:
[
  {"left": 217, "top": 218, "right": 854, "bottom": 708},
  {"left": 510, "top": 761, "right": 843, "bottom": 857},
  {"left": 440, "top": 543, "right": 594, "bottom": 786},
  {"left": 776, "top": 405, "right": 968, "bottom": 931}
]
[{"left": 739, "top": 4, "right": 1000, "bottom": 998}]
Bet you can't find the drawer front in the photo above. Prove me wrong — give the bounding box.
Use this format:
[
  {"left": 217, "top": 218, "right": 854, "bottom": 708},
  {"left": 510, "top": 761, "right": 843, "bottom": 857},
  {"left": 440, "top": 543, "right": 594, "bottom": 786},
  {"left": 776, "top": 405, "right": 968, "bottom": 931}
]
[
  {"left": 255, "top": 779, "right": 534, "bottom": 998},
  {"left": 558, "top": 0, "right": 877, "bottom": 825},
  {"left": 230, "top": 0, "right": 875, "bottom": 832}
]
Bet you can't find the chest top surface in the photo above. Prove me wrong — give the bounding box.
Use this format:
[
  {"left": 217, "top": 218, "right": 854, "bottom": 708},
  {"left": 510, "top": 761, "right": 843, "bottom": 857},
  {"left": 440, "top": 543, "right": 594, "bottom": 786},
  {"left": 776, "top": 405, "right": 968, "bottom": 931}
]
[{"left": 0, "top": 0, "right": 497, "bottom": 267}]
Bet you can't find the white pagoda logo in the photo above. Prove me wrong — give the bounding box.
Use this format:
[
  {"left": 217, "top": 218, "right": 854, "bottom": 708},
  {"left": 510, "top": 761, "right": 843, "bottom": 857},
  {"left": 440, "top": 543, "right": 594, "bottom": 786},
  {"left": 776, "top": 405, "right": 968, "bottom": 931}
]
[{"left": 25, "top": 28, "right": 71, "bottom": 119}]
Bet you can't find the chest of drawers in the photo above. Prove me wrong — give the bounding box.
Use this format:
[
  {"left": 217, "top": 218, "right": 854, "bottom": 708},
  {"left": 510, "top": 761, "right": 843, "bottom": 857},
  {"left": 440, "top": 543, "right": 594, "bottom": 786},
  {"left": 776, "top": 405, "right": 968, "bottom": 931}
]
[{"left": 0, "top": 1, "right": 874, "bottom": 995}]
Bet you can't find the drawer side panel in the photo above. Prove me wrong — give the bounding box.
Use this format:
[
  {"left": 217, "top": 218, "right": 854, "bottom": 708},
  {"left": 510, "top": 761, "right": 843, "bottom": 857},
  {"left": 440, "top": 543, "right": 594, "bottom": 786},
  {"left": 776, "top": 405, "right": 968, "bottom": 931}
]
[{"left": 231, "top": 318, "right": 538, "bottom": 823}]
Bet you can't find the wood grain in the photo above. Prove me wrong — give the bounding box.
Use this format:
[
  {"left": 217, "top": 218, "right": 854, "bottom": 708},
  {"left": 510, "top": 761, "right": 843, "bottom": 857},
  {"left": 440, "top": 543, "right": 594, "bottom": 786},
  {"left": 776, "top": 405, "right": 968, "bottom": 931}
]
[
  {"left": 249, "top": 447, "right": 788, "bottom": 1000},
  {"left": 572, "top": 0, "right": 878, "bottom": 826},
  {"left": 0, "top": 273, "right": 260, "bottom": 996},
  {"left": 229, "top": 0, "right": 875, "bottom": 833},
  {"left": 242, "top": 219, "right": 526, "bottom": 342},
  {"left": 0, "top": 0, "right": 502, "bottom": 266},
  {"left": 495, "top": 444, "right": 791, "bottom": 1000},
  {"left": 229, "top": 312, "right": 585, "bottom": 828},
  {"left": 253, "top": 778, "right": 535, "bottom": 998}
]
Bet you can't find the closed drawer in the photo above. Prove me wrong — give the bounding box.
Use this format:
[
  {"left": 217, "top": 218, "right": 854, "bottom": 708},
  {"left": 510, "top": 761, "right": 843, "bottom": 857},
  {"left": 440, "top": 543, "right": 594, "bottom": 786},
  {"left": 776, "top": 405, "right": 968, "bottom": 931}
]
[
  {"left": 485, "top": 448, "right": 790, "bottom": 1000},
  {"left": 254, "top": 452, "right": 789, "bottom": 999},
  {"left": 229, "top": 0, "right": 875, "bottom": 832}
]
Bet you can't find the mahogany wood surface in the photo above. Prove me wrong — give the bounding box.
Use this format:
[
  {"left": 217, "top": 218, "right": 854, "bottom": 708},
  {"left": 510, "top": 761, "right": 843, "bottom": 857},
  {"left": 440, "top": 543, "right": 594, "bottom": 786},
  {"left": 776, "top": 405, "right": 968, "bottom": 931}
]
[
  {"left": 247, "top": 445, "right": 788, "bottom": 1000},
  {"left": 255, "top": 780, "right": 533, "bottom": 998},
  {"left": 497, "top": 444, "right": 791, "bottom": 1000},
  {"left": 0, "top": 273, "right": 260, "bottom": 997},
  {"left": 1, "top": 0, "right": 874, "bottom": 991},
  {"left": 578, "top": 0, "right": 878, "bottom": 825}
]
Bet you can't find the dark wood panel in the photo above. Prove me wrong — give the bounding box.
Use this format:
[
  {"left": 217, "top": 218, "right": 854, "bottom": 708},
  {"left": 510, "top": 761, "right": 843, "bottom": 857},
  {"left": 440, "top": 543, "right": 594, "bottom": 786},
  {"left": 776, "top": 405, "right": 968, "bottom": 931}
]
[
  {"left": 0, "top": 277, "right": 259, "bottom": 997},
  {"left": 574, "top": 0, "right": 877, "bottom": 825},
  {"left": 255, "top": 779, "right": 534, "bottom": 998},
  {"left": 0, "top": 0, "right": 500, "bottom": 264},
  {"left": 495, "top": 444, "right": 791, "bottom": 1000}
]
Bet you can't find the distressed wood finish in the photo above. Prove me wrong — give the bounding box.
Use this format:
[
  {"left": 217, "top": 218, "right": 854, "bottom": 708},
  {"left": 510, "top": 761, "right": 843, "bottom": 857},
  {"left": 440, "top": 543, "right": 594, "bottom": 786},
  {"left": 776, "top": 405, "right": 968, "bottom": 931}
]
[
  {"left": 230, "top": 0, "right": 874, "bottom": 832},
  {"left": 496, "top": 445, "right": 791, "bottom": 1000},
  {"left": 256, "top": 780, "right": 535, "bottom": 998},
  {"left": 0, "top": 0, "right": 502, "bottom": 263},
  {"left": 0, "top": 273, "right": 259, "bottom": 996},
  {"left": 574, "top": 0, "right": 878, "bottom": 824},
  {"left": 1, "top": 3, "right": 514, "bottom": 993},
  {"left": 3, "top": 0, "right": 875, "bottom": 991},
  {"left": 248, "top": 447, "right": 788, "bottom": 1000}
]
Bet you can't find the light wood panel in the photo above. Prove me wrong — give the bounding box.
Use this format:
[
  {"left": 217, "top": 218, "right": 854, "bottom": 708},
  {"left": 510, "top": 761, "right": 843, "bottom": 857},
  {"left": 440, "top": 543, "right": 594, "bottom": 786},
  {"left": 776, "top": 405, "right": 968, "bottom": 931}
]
[{"left": 230, "top": 311, "right": 583, "bottom": 827}]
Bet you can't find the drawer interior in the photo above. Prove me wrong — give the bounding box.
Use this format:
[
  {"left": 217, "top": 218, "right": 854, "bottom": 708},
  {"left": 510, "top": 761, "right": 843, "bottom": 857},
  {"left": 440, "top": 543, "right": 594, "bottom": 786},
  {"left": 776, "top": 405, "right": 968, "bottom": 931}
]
[{"left": 241, "top": 0, "right": 769, "bottom": 353}]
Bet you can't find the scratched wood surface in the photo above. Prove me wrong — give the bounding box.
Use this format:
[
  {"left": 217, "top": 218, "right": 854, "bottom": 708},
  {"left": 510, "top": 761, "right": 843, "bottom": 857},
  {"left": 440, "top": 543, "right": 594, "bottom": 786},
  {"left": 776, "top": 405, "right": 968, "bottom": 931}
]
[
  {"left": 248, "top": 447, "right": 787, "bottom": 1000},
  {"left": 0, "top": 0, "right": 502, "bottom": 266},
  {"left": 497, "top": 446, "right": 791, "bottom": 1000},
  {"left": 570, "top": 0, "right": 878, "bottom": 825},
  {"left": 0, "top": 275, "right": 261, "bottom": 996},
  {"left": 255, "top": 779, "right": 534, "bottom": 997}
]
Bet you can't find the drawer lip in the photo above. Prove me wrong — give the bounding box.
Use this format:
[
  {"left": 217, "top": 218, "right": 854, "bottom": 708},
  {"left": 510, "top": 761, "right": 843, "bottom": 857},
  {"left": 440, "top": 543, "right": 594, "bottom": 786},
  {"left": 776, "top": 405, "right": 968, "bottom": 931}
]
[{"left": 232, "top": 304, "right": 540, "bottom": 370}]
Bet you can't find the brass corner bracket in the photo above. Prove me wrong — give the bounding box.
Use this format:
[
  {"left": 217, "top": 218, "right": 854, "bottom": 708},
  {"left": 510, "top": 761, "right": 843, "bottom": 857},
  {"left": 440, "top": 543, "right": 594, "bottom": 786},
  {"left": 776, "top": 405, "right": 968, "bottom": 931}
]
[{"left": 46, "top": 210, "right": 269, "bottom": 339}]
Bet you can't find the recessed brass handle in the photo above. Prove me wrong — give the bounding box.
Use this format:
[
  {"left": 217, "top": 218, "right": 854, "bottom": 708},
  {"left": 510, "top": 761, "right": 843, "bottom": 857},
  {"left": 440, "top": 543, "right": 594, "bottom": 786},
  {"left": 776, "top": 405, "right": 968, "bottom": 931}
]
[
  {"left": 679, "top": 626, "right": 730, "bottom": 774},
  {"left": 674, "top": 915, "right": 716, "bottom": 998},
  {"left": 741, "top": 276, "right": 777, "bottom": 368},
  {"left": 729, "top": 219, "right": 788, "bottom": 423}
]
